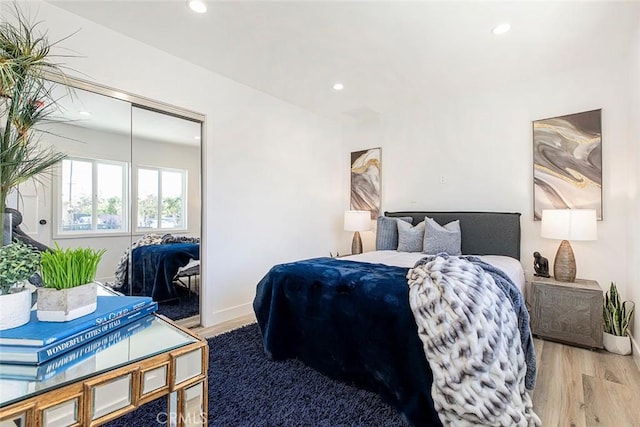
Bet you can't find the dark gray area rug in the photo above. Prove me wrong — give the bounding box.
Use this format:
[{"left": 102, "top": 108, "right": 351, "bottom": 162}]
[
  {"left": 105, "top": 323, "right": 409, "bottom": 426},
  {"left": 155, "top": 286, "right": 199, "bottom": 321}
]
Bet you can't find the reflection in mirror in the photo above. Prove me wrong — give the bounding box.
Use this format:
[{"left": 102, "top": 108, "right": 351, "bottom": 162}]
[
  {"left": 15, "top": 80, "right": 202, "bottom": 326},
  {"left": 20, "top": 84, "right": 132, "bottom": 290},
  {"left": 130, "top": 106, "right": 202, "bottom": 324}
]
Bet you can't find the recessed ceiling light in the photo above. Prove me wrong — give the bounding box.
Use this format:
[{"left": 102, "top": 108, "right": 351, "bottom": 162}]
[
  {"left": 194, "top": 136, "right": 201, "bottom": 140},
  {"left": 78, "top": 111, "right": 91, "bottom": 116},
  {"left": 492, "top": 23, "right": 511, "bottom": 35},
  {"left": 188, "top": 0, "right": 207, "bottom": 13},
  {"left": 332, "top": 82, "right": 344, "bottom": 91}
]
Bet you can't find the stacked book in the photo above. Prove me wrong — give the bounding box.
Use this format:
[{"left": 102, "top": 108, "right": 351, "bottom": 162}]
[{"left": 0, "top": 295, "right": 157, "bottom": 381}]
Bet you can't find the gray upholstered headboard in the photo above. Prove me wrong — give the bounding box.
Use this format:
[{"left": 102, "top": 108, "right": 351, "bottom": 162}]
[{"left": 384, "top": 211, "right": 521, "bottom": 259}]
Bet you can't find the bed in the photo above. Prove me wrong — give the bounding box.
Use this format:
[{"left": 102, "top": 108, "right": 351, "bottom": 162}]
[
  {"left": 115, "top": 236, "right": 200, "bottom": 302},
  {"left": 129, "top": 243, "right": 199, "bottom": 301},
  {"left": 253, "top": 211, "right": 535, "bottom": 427}
]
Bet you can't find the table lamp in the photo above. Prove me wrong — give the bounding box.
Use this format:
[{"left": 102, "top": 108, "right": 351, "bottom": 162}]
[
  {"left": 540, "top": 209, "right": 597, "bottom": 282},
  {"left": 344, "top": 210, "right": 371, "bottom": 255}
]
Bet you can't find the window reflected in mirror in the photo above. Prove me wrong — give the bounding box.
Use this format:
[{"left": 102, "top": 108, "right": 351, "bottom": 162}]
[
  {"left": 15, "top": 81, "right": 203, "bottom": 326},
  {"left": 136, "top": 167, "right": 187, "bottom": 231},
  {"left": 60, "top": 158, "right": 128, "bottom": 234}
]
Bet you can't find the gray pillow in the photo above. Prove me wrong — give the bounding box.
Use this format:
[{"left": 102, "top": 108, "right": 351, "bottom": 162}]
[
  {"left": 422, "top": 217, "right": 462, "bottom": 255},
  {"left": 397, "top": 220, "right": 425, "bottom": 252},
  {"left": 376, "top": 216, "right": 413, "bottom": 250}
]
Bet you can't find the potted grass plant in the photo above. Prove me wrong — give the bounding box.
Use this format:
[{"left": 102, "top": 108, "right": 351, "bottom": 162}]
[
  {"left": 37, "top": 244, "right": 106, "bottom": 322},
  {"left": 603, "top": 282, "right": 635, "bottom": 355},
  {"left": 0, "top": 241, "right": 40, "bottom": 330},
  {"left": 1, "top": 6, "right": 70, "bottom": 244}
]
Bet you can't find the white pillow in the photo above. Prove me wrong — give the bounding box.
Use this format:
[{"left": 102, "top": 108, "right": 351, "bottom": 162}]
[
  {"left": 397, "top": 220, "right": 425, "bottom": 252},
  {"left": 422, "top": 217, "right": 462, "bottom": 255}
]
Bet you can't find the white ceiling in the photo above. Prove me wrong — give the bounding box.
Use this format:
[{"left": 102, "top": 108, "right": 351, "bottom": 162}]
[{"left": 50, "top": 1, "right": 640, "bottom": 120}]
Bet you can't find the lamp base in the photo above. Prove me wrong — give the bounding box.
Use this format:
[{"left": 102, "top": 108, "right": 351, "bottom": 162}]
[
  {"left": 554, "top": 240, "right": 576, "bottom": 282},
  {"left": 351, "top": 231, "right": 363, "bottom": 255}
]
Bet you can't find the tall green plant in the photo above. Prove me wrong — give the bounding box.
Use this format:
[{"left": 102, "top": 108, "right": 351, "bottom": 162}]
[
  {"left": 1, "top": 6, "right": 70, "bottom": 238},
  {"left": 603, "top": 282, "right": 635, "bottom": 337},
  {"left": 40, "top": 244, "right": 106, "bottom": 290}
]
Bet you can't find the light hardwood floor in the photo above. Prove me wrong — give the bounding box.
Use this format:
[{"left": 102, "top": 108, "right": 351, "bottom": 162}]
[
  {"left": 195, "top": 319, "right": 640, "bottom": 426},
  {"left": 532, "top": 338, "right": 640, "bottom": 427},
  {"left": 193, "top": 313, "right": 256, "bottom": 339}
]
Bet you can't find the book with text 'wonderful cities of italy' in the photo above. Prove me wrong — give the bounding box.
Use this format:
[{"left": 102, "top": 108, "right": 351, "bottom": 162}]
[
  {"left": 0, "top": 314, "right": 155, "bottom": 380},
  {"left": 0, "top": 303, "right": 157, "bottom": 364},
  {"left": 0, "top": 295, "right": 155, "bottom": 347}
]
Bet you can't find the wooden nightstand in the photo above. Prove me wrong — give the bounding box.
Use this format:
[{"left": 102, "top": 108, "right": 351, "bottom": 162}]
[{"left": 530, "top": 277, "right": 603, "bottom": 349}]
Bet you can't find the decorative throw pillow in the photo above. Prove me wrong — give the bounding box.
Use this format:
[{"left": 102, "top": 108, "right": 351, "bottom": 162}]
[
  {"left": 397, "top": 220, "right": 426, "bottom": 253},
  {"left": 422, "top": 217, "right": 462, "bottom": 255},
  {"left": 375, "top": 216, "right": 413, "bottom": 250}
]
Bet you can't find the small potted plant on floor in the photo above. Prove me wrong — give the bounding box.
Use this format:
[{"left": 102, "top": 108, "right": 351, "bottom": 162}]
[
  {"left": 0, "top": 241, "right": 40, "bottom": 330},
  {"left": 37, "top": 244, "right": 106, "bottom": 322},
  {"left": 603, "top": 282, "right": 635, "bottom": 355}
]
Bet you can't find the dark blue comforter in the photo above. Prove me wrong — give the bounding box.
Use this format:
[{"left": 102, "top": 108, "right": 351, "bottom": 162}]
[
  {"left": 122, "top": 243, "right": 199, "bottom": 301},
  {"left": 253, "top": 257, "right": 442, "bottom": 427}
]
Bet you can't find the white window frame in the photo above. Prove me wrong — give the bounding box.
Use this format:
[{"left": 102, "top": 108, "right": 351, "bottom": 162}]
[
  {"left": 54, "top": 157, "right": 129, "bottom": 238},
  {"left": 134, "top": 165, "right": 188, "bottom": 233}
]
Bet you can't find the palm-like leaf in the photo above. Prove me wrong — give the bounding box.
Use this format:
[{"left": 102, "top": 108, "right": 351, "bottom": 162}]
[{"left": 1, "top": 6, "right": 71, "bottom": 236}]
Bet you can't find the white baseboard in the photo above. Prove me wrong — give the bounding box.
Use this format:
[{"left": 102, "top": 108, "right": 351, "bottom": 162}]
[
  {"left": 204, "top": 302, "right": 253, "bottom": 327},
  {"left": 631, "top": 335, "right": 640, "bottom": 371}
]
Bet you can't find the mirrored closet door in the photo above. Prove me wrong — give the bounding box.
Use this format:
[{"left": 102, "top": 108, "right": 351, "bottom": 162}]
[
  {"left": 131, "top": 106, "right": 202, "bottom": 322},
  {"left": 15, "top": 78, "right": 203, "bottom": 326}
]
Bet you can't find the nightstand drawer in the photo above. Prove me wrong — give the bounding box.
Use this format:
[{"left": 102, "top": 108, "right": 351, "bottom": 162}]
[{"left": 530, "top": 278, "right": 603, "bottom": 349}]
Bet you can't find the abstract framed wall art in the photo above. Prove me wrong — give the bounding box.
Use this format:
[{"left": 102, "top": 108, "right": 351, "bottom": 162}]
[
  {"left": 350, "top": 148, "right": 381, "bottom": 219},
  {"left": 533, "top": 109, "right": 602, "bottom": 220}
]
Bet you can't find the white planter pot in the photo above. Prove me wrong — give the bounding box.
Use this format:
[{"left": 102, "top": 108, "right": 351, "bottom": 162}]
[
  {"left": 603, "top": 331, "right": 632, "bottom": 355},
  {"left": 0, "top": 285, "right": 32, "bottom": 331},
  {"left": 37, "top": 282, "right": 98, "bottom": 322}
]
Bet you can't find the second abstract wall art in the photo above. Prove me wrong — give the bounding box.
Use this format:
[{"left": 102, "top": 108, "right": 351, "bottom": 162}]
[{"left": 533, "top": 109, "right": 602, "bottom": 220}]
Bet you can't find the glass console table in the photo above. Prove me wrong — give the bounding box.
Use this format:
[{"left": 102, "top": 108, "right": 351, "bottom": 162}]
[{"left": 0, "top": 314, "right": 208, "bottom": 426}]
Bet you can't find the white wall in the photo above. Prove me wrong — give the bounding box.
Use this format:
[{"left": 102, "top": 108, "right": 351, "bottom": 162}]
[
  {"left": 29, "top": 3, "right": 342, "bottom": 326},
  {"left": 628, "top": 23, "right": 640, "bottom": 354},
  {"left": 343, "top": 58, "right": 635, "bottom": 305}
]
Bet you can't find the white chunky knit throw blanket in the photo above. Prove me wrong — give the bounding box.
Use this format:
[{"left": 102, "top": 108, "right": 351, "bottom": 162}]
[{"left": 407, "top": 255, "right": 541, "bottom": 427}]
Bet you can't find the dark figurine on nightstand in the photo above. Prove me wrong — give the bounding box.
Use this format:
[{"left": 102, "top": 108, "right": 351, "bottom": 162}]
[{"left": 533, "top": 251, "right": 551, "bottom": 278}]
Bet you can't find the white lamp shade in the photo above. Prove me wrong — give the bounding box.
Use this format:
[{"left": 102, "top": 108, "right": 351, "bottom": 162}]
[
  {"left": 344, "top": 210, "right": 371, "bottom": 232},
  {"left": 540, "top": 209, "right": 597, "bottom": 241}
]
